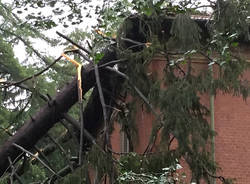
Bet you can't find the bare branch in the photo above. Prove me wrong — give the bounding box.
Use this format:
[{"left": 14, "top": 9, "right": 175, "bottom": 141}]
[
  {"left": 32, "top": 146, "right": 54, "bottom": 169},
  {"left": 105, "top": 67, "right": 157, "bottom": 117},
  {"left": 31, "top": 131, "right": 72, "bottom": 165},
  {"left": 46, "top": 133, "right": 74, "bottom": 171},
  {"left": 98, "top": 59, "right": 127, "bottom": 69},
  {"left": 56, "top": 31, "right": 91, "bottom": 55},
  {"left": 63, "top": 113, "right": 103, "bottom": 152},
  {"left": 8, "top": 157, "right": 14, "bottom": 184},
  {"left": 57, "top": 31, "right": 110, "bottom": 154},
  {"left": 12, "top": 143, "right": 57, "bottom": 175},
  {"left": 8, "top": 157, "right": 23, "bottom": 184}
]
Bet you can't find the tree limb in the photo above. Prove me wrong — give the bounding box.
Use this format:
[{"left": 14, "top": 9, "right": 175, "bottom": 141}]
[{"left": 0, "top": 47, "right": 118, "bottom": 177}]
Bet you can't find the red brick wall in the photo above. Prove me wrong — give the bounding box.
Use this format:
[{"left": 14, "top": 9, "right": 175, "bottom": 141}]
[
  {"left": 214, "top": 93, "right": 250, "bottom": 184},
  {"left": 110, "top": 52, "right": 250, "bottom": 183}
]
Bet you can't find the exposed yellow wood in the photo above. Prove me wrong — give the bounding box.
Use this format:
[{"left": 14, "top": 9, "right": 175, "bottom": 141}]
[
  {"left": 61, "top": 52, "right": 83, "bottom": 101},
  {"left": 61, "top": 53, "right": 81, "bottom": 67}
]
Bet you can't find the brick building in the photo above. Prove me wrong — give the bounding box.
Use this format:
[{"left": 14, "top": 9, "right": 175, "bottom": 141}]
[{"left": 110, "top": 44, "right": 250, "bottom": 183}]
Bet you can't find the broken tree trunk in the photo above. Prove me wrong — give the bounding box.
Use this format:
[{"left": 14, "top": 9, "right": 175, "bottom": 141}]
[{"left": 0, "top": 47, "right": 118, "bottom": 176}]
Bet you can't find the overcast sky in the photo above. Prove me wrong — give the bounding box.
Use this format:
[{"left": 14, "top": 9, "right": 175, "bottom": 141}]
[
  {"left": 5, "top": 0, "right": 103, "bottom": 63},
  {"left": 2, "top": 0, "right": 214, "bottom": 62}
]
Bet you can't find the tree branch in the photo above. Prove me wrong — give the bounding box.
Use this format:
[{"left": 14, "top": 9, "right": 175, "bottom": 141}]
[
  {"left": 0, "top": 56, "right": 62, "bottom": 88},
  {"left": 0, "top": 46, "right": 118, "bottom": 177},
  {"left": 13, "top": 143, "right": 57, "bottom": 175}
]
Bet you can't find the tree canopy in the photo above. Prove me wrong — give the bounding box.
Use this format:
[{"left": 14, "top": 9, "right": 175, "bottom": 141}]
[{"left": 0, "top": 0, "right": 250, "bottom": 183}]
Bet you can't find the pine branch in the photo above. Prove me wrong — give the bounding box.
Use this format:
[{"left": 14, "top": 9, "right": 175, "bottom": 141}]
[
  {"left": 104, "top": 66, "right": 164, "bottom": 154},
  {"left": 0, "top": 55, "right": 62, "bottom": 88},
  {"left": 0, "top": 28, "right": 53, "bottom": 66}
]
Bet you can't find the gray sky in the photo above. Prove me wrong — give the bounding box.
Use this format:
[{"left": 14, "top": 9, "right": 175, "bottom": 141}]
[
  {"left": 4, "top": 0, "right": 214, "bottom": 62},
  {"left": 2, "top": 0, "right": 102, "bottom": 62}
]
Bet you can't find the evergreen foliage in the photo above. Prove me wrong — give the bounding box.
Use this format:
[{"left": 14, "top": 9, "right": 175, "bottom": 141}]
[{"left": 0, "top": 0, "right": 249, "bottom": 184}]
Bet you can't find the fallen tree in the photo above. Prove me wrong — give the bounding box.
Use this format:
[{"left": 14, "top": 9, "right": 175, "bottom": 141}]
[
  {"left": 0, "top": 46, "right": 119, "bottom": 176},
  {"left": 1, "top": 9, "right": 249, "bottom": 183}
]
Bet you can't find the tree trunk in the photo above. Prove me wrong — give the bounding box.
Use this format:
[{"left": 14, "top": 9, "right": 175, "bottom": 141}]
[{"left": 0, "top": 47, "right": 118, "bottom": 176}]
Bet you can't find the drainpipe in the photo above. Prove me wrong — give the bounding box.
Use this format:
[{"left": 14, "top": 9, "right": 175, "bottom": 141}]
[{"left": 209, "top": 64, "right": 216, "bottom": 184}]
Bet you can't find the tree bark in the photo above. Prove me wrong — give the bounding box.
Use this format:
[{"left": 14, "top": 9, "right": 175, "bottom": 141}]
[{"left": 0, "top": 47, "right": 118, "bottom": 176}]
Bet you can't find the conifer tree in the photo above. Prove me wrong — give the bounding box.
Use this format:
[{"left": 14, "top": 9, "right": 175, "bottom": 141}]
[{"left": 0, "top": 0, "right": 249, "bottom": 183}]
